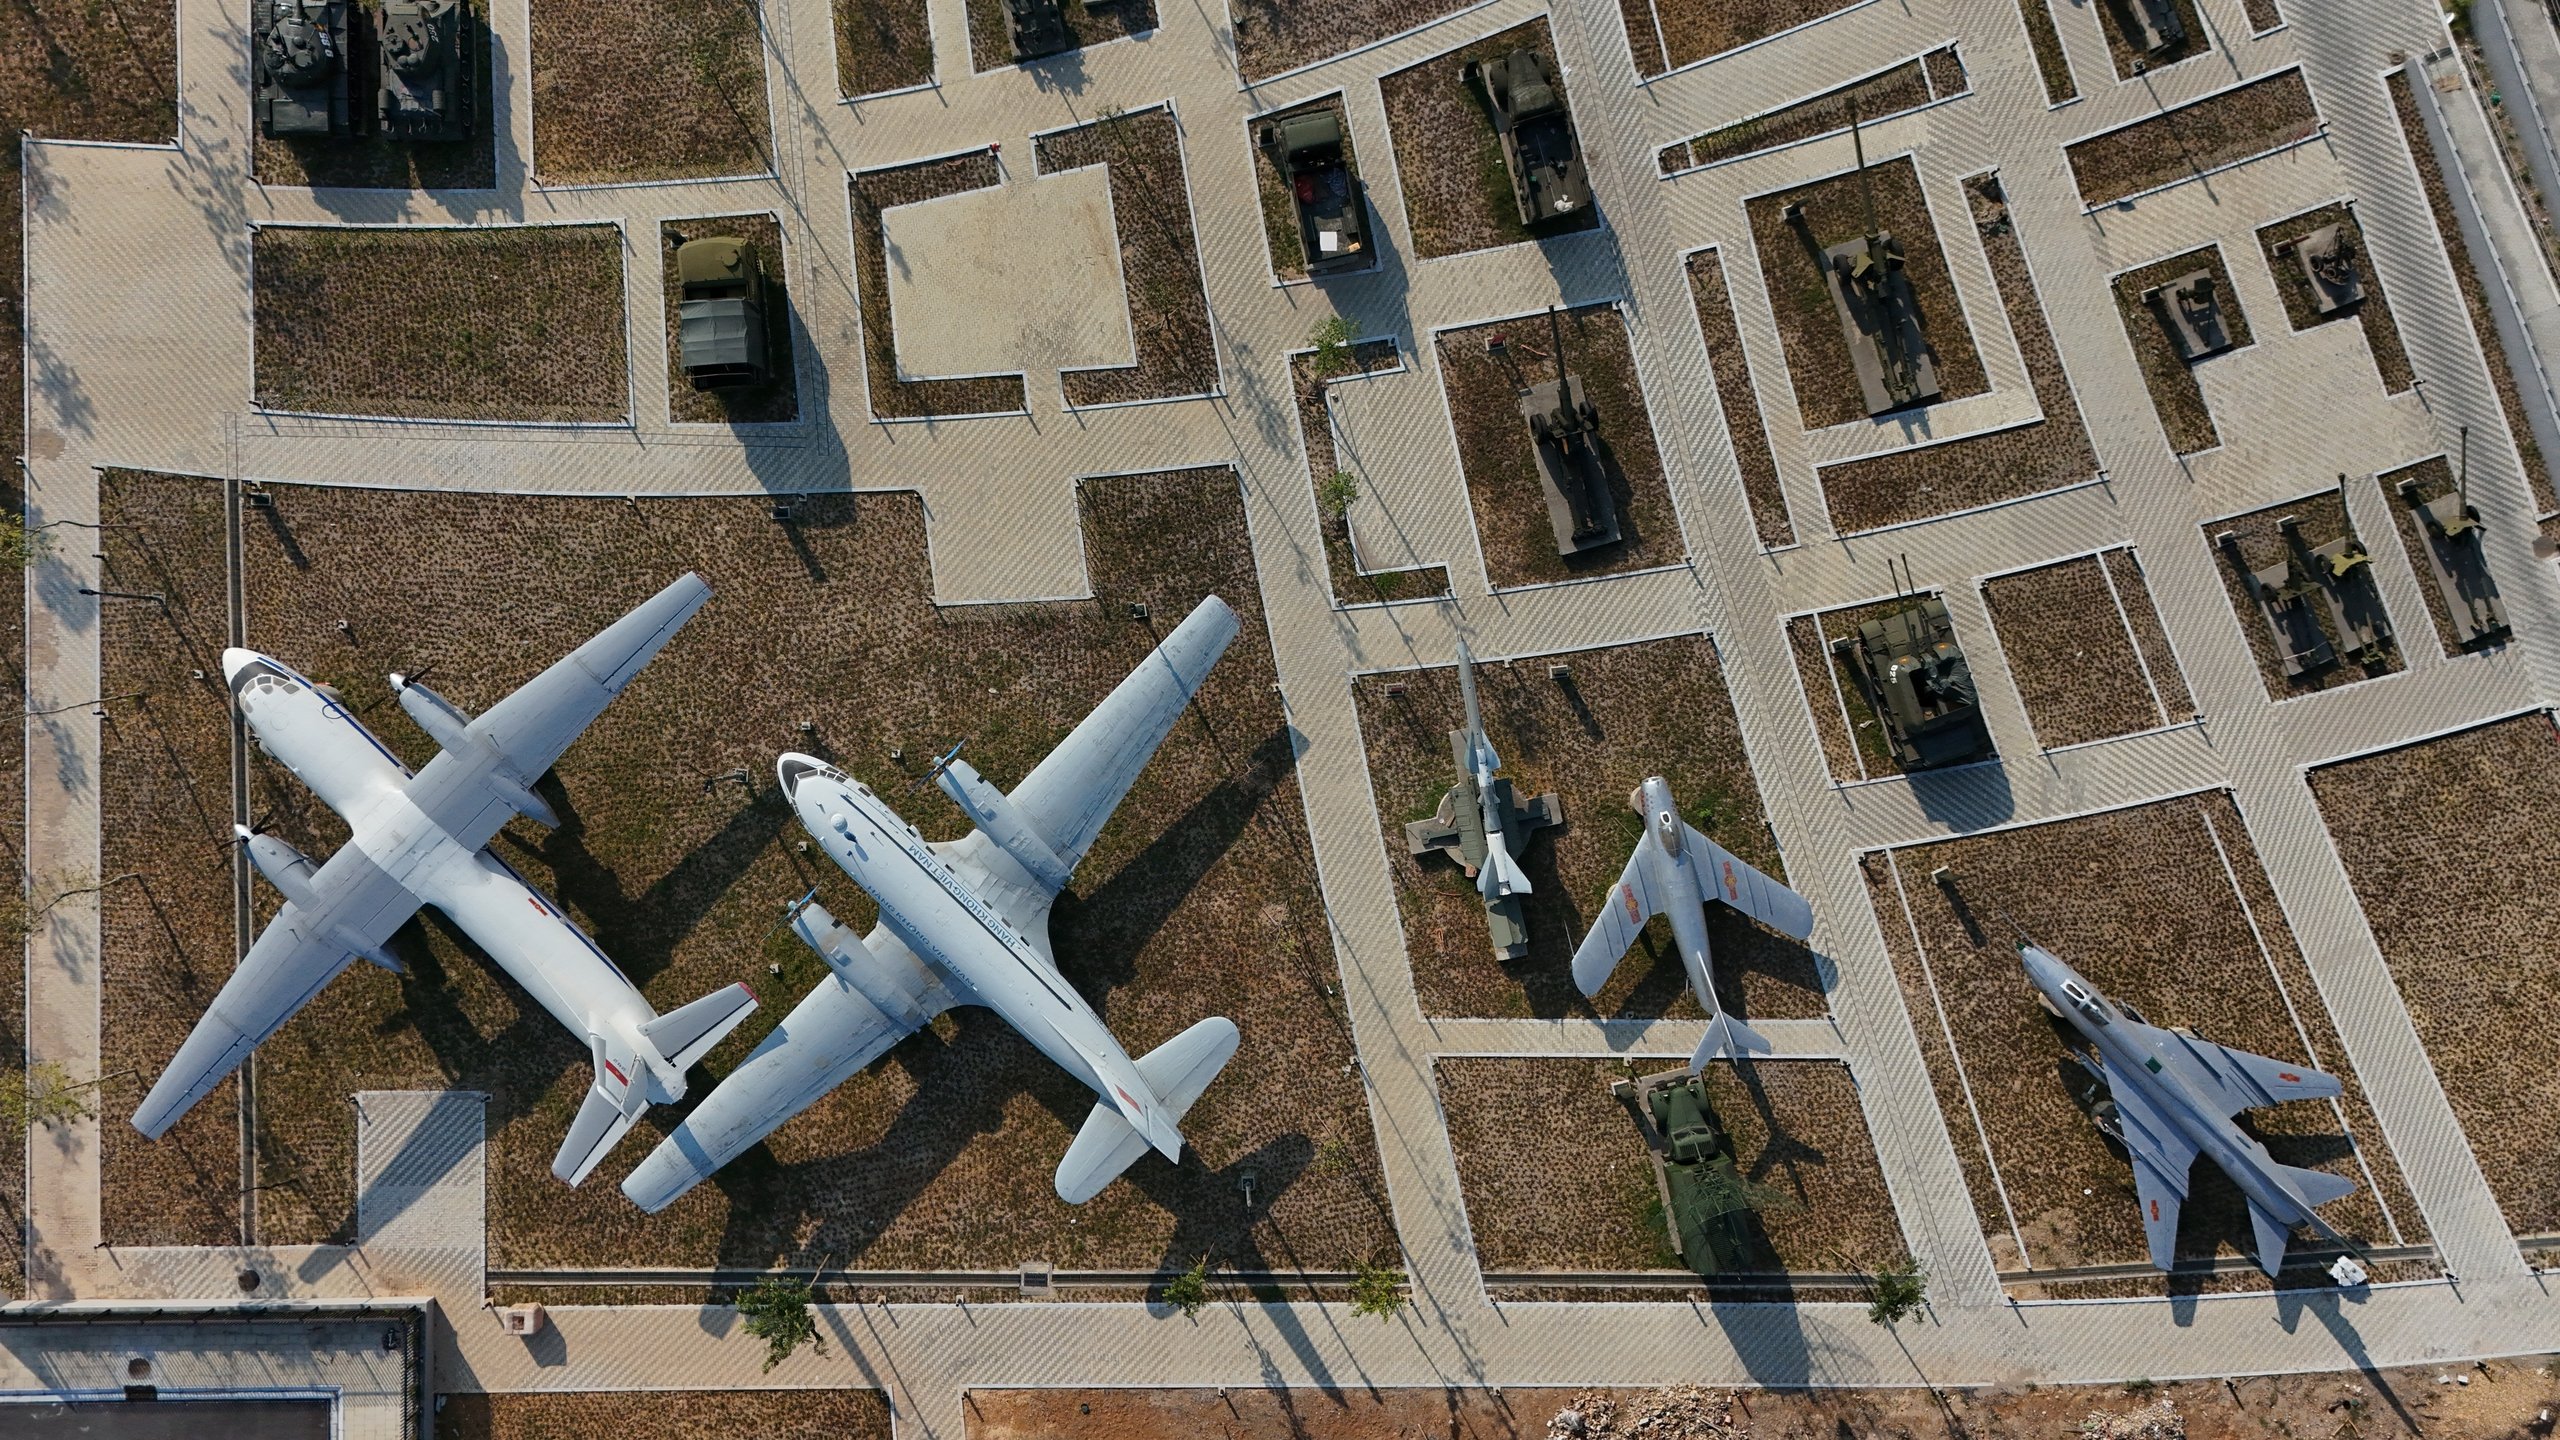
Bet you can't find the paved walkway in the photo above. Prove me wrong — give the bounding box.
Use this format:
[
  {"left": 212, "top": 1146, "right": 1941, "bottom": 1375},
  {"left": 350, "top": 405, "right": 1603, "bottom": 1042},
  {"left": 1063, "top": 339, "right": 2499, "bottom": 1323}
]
[{"left": 19, "top": 0, "right": 2560, "bottom": 1426}]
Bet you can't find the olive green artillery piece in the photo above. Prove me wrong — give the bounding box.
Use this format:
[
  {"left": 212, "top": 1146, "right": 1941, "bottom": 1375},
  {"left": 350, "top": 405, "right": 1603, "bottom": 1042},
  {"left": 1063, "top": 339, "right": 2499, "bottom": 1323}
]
[
  {"left": 1786, "top": 104, "right": 1939, "bottom": 417},
  {"left": 1512, "top": 307, "right": 1620, "bottom": 556}
]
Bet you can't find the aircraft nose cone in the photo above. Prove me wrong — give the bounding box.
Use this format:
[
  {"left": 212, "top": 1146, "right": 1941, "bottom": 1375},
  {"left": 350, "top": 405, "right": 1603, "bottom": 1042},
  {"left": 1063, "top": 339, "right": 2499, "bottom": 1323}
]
[
  {"left": 775, "top": 753, "right": 820, "bottom": 799},
  {"left": 220, "top": 648, "right": 264, "bottom": 684}
]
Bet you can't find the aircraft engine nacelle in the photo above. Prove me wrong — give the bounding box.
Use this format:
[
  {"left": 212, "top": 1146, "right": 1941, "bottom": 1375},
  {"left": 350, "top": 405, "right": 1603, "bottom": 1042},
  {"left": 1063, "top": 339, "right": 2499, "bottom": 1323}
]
[
  {"left": 239, "top": 826, "right": 322, "bottom": 911},
  {"left": 392, "top": 674, "right": 561, "bottom": 828},
  {"left": 790, "top": 897, "right": 936, "bottom": 1029},
  {"left": 933, "top": 758, "right": 1073, "bottom": 893}
]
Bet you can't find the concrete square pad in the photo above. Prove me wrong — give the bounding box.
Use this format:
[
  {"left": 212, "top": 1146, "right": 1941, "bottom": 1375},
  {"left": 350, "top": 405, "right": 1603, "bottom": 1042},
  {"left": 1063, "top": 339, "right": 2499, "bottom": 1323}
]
[{"left": 883, "top": 165, "right": 1134, "bottom": 381}]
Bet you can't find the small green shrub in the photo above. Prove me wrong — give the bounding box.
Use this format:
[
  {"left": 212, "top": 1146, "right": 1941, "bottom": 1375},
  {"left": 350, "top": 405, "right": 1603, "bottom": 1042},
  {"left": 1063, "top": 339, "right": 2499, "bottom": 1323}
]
[
  {"left": 1348, "top": 1259, "right": 1405, "bottom": 1320},
  {"left": 735, "top": 1274, "right": 825, "bottom": 1371},
  {"left": 1162, "top": 1257, "right": 1211, "bottom": 1318}
]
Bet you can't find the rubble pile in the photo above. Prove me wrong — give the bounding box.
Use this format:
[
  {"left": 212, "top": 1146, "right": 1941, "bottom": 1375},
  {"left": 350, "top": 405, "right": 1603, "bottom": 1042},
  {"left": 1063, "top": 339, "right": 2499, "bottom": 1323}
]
[
  {"left": 1548, "top": 1386, "right": 1746, "bottom": 1439},
  {"left": 2078, "top": 1396, "right": 2186, "bottom": 1439}
]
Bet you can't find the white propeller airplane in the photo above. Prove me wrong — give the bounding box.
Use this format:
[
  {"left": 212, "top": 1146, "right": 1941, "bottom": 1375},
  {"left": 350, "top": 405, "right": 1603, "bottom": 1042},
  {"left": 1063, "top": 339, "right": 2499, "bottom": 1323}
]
[
  {"left": 622, "top": 595, "right": 1244, "bottom": 1212},
  {"left": 132, "top": 573, "right": 760, "bottom": 1187}
]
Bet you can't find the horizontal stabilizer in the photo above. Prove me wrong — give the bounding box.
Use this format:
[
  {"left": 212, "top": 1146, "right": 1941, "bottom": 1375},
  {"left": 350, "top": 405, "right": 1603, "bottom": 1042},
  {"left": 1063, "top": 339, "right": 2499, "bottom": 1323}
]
[
  {"left": 641, "top": 982, "right": 759, "bottom": 1074},
  {"left": 553, "top": 1082, "right": 644, "bottom": 1187},
  {"left": 2249, "top": 1199, "right": 2294, "bottom": 1278},
  {"left": 1055, "top": 1017, "right": 1238, "bottom": 1204},
  {"left": 1689, "top": 1012, "right": 1770, "bottom": 1073},
  {"left": 2279, "top": 1162, "right": 2359, "bottom": 1209}
]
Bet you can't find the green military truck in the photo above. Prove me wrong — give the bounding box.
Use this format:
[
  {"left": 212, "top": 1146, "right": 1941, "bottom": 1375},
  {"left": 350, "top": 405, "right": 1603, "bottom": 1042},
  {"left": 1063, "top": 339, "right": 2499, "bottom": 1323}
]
[{"left": 675, "top": 236, "right": 774, "bottom": 392}]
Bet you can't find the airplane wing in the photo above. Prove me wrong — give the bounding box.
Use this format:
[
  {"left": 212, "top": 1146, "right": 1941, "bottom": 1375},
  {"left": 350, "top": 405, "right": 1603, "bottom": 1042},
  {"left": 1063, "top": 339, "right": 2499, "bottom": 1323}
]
[
  {"left": 622, "top": 928, "right": 945, "bottom": 1213},
  {"left": 132, "top": 910, "right": 363, "bottom": 1138},
  {"left": 1680, "top": 824, "right": 1814, "bottom": 940},
  {"left": 1571, "top": 833, "right": 1662, "bottom": 997},
  {"left": 2157, "top": 1029, "right": 2343, "bottom": 1117},
  {"left": 466, "top": 573, "right": 711, "bottom": 785},
  {"left": 1003, "top": 595, "right": 1241, "bottom": 884},
  {"left": 2107, "top": 1069, "right": 2199, "bottom": 1271}
]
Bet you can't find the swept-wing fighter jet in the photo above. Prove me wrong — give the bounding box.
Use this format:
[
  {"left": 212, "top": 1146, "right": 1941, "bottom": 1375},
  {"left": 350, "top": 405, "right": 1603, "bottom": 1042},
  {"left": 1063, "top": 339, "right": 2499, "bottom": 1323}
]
[
  {"left": 2024, "top": 944, "right": 2357, "bottom": 1276},
  {"left": 1401, "top": 642, "right": 1561, "bottom": 959},
  {"left": 132, "top": 574, "right": 759, "bottom": 1187},
  {"left": 1570, "top": 776, "right": 1814, "bottom": 1070},
  {"left": 622, "top": 595, "right": 1244, "bottom": 1213}
]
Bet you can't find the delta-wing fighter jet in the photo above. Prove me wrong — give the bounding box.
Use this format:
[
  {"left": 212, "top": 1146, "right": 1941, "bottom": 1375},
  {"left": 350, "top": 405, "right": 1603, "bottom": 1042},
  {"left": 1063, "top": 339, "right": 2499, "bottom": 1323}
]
[
  {"left": 622, "top": 596, "right": 1245, "bottom": 1213},
  {"left": 1571, "top": 777, "right": 1814, "bottom": 1069},
  {"left": 2024, "top": 944, "right": 2358, "bottom": 1276},
  {"left": 133, "top": 575, "right": 758, "bottom": 1187},
  {"left": 1402, "top": 643, "right": 1561, "bottom": 959}
]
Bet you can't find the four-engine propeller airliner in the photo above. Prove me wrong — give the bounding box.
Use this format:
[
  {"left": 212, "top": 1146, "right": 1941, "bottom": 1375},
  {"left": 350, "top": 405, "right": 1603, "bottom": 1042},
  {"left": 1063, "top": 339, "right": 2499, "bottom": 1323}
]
[
  {"left": 131, "top": 573, "right": 759, "bottom": 1188},
  {"left": 621, "top": 594, "right": 1245, "bottom": 1213}
]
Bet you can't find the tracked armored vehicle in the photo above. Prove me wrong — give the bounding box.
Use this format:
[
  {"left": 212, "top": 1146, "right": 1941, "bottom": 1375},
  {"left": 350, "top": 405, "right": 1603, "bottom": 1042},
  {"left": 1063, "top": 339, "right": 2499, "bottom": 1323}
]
[
  {"left": 1833, "top": 597, "right": 1994, "bottom": 769},
  {"left": 1006, "top": 0, "right": 1068, "bottom": 61},
  {"left": 255, "top": 0, "right": 353, "bottom": 138},
  {"left": 379, "top": 0, "right": 472, "bottom": 142},
  {"left": 1263, "top": 111, "right": 1369, "bottom": 274},
  {"left": 1467, "top": 50, "right": 1591, "bottom": 229},
  {"left": 676, "top": 236, "right": 774, "bottom": 392},
  {"left": 2149, "top": 269, "right": 2233, "bottom": 360}
]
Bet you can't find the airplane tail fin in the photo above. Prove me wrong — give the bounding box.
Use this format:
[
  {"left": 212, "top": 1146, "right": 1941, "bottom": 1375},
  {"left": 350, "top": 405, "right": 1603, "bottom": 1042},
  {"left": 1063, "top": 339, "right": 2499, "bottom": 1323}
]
[
  {"left": 1054, "top": 1017, "right": 1240, "bottom": 1204},
  {"left": 553, "top": 1081, "right": 645, "bottom": 1189},
  {"left": 641, "top": 982, "right": 760, "bottom": 1076},
  {"left": 1689, "top": 1012, "right": 1772, "bottom": 1073}
]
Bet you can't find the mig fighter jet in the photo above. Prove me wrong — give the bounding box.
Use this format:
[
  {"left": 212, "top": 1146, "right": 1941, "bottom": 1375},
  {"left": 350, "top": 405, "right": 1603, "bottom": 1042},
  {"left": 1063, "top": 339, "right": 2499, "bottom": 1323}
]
[
  {"left": 132, "top": 574, "right": 759, "bottom": 1187},
  {"left": 622, "top": 595, "right": 1244, "bottom": 1213},
  {"left": 1570, "top": 776, "right": 1814, "bottom": 1070},
  {"left": 2024, "top": 943, "right": 2358, "bottom": 1276}
]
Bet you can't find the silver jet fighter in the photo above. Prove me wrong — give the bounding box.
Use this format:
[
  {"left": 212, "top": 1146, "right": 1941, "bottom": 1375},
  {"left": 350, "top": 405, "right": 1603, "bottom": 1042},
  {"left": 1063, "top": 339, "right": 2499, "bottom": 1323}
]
[
  {"left": 1570, "top": 776, "right": 1813, "bottom": 1070},
  {"left": 1401, "top": 642, "right": 1561, "bottom": 959},
  {"left": 624, "top": 595, "right": 1244, "bottom": 1213},
  {"left": 2024, "top": 944, "right": 2356, "bottom": 1276},
  {"left": 132, "top": 574, "right": 759, "bottom": 1188}
]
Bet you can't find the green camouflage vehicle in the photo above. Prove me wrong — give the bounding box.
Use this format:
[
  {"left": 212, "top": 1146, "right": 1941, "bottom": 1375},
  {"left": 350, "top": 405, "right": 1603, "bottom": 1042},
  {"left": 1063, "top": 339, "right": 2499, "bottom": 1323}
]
[
  {"left": 676, "top": 236, "right": 774, "bottom": 391},
  {"left": 1646, "top": 1076, "right": 1759, "bottom": 1277},
  {"left": 1833, "top": 597, "right": 1995, "bottom": 769},
  {"left": 379, "top": 0, "right": 472, "bottom": 142},
  {"left": 255, "top": 0, "right": 353, "bottom": 137}
]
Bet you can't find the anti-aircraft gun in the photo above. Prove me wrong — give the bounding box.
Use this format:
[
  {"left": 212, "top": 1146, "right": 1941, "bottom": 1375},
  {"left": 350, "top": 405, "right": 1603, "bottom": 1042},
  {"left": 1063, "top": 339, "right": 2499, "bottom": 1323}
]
[
  {"left": 378, "top": 0, "right": 472, "bottom": 142},
  {"left": 1403, "top": 642, "right": 1563, "bottom": 960},
  {"left": 255, "top": 0, "right": 353, "bottom": 138},
  {"left": 1833, "top": 587, "right": 1994, "bottom": 769},
  {"left": 1786, "top": 103, "right": 1940, "bottom": 416},
  {"left": 1513, "top": 305, "right": 1620, "bottom": 556}
]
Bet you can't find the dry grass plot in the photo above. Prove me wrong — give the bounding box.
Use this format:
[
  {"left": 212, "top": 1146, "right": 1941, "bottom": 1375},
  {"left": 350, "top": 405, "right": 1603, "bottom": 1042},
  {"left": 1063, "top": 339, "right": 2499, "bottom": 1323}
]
[
  {"left": 2205, "top": 487, "right": 2403, "bottom": 698},
  {"left": 2113, "top": 245, "right": 2247, "bottom": 455},
  {"left": 1618, "top": 0, "right": 1868, "bottom": 78},
  {"left": 1866, "top": 792, "right": 2427, "bottom": 1290},
  {"left": 252, "top": 224, "right": 627, "bottom": 423},
  {"left": 1037, "top": 107, "right": 1218, "bottom": 405},
  {"left": 1380, "top": 21, "right": 1599, "bottom": 259},
  {"left": 1351, "top": 636, "right": 1816, "bottom": 1021},
  {"left": 442, "top": 1391, "right": 891, "bottom": 1440},
  {"left": 1659, "top": 48, "right": 1963, "bottom": 175},
  {"left": 1435, "top": 304, "right": 1683, "bottom": 587},
  {"left": 1745, "top": 157, "right": 1987, "bottom": 430},
  {"left": 2312, "top": 714, "right": 2560, "bottom": 1233},
  {"left": 835, "top": 0, "right": 933, "bottom": 98},
  {"left": 1684, "top": 251, "right": 1792, "bottom": 548},
  {"left": 1293, "top": 345, "right": 1452, "bottom": 604},
  {"left": 531, "top": 0, "right": 771, "bottom": 183},
  {"left": 1439, "top": 1058, "right": 1906, "bottom": 1279},
  {"left": 2068, "top": 67, "right": 2320, "bottom": 209},
  {"left": 1816, "top": 174, "right": 2097, "bottom": 532},
  {"left": 2256, "top": 203, "right": 2414, "bottom": 394},
  {"left": 254, "top": 0, "right": 494, "bottom": 188},
  {"left": 99, "top": 469, "right": 1393, "bottom": 1280},
  {"left": 1228, "top": 0, "right": 1472, "bottom": 83},
  {"left": 1983, "top": 549, "right": 2191, "bottom": 749},
  {"left": 2019, "top": 0, "right": 2075, "bottom": 103},
  {"left": 963, "top": 0, "right": 1153, "bottom": 71},
  {"left": 850, "top": 152, "right": 1028, "bottom": 421},
  {"left": 659, "top": 213, "right": 795, "bottom": 424}
]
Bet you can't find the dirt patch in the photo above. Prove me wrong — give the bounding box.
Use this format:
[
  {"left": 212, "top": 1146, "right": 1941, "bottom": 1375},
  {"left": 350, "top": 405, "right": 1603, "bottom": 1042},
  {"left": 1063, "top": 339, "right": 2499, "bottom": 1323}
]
[
  {"left": 1380, "top": 20, "right": 1600, "bottom": 260},
  {"left": 1816, "top": 174, "right": 2097, "bottom": 532},
  {"left": 2092, "top": 0, "right": 2208, "bottom": 79},
  {"left": 1037, "top": 107, "right": 1218, "bottom": 406},
  {"left": 1983, "top": 550, "right": 2186, "bottom": 749},
  {"left": 1786, "top": 596, "right": 1952, "bottom": 784},
  {"left": 849, "top": 152, "right": 1028, "bottom": 421},
  {"left": 1250, "top": 94, "right": 1364, "bottom": 282},
  {"left": 1625, "top": 0, "right": 1868, "bottom": 78},
  {"left": 2254, "top": 203, "right": 2415, "bottom": 394},
  {"left": 1866, "top": 791, "right": 2428, "bottom": 1289},
  {"left": 659, "top": 214, "right": 796, "bottom": 424},
  {"left": 963, "top": 0, "right": 1155, "bottom": 73},
  {"left": 1658, "top": 49, "right": 1956, "bottom": 175},
  {"left": 1292, "top": 345, "right": 1453, "bottom": 604},
  {"left": 1351, "top": 635, "right": 1816, "bottom": 1021},
  {"left": 1745, "top": 156, "right": 1989, "bottom": 430},
  {"left": 2112, "top": 245, "right": 2245, "bottom": 455},
  {"left": 1439, "top": 1057, "right": 1906, "bottom": 1276},
  {"left": 2311, "top": 713, "right": 2560, "bottom": 1234},
  {"left": 1230, "top": 0, "right": 1471, "bottom": 82},
  {"left": 1684, "top": 252, "right": 1792, "bottom": 548},
  {"left": 2375, "top": 455, "right": 2481, "bottom": 656},
  {"left": 530, "top": 0, "right": 771, "bottom": 183},
  {"left": 2068, "top": 67, "right": 2320, "bottom": 208},
  {"left": 2390, "top": 70, "right": 2557, "bottom": 513},
  {"left": 252, "top": 0, "right": 495, "bottom": 187},
  {"left": 441, "top": 1390, "right": 891, "bottom": 1440},
  {"left": 1436, "top": 304, "right": 1684, "bottom": 587},
  {"left": 251, "top": 224, "right": 627, "bottom": 423},
  {"left": 2205, "top": 486, "right": 2404, "bottom": 699},
  {"left": 145, "top": 469, "right": 1392, "bottom": 1274},
  {"left": 96, "top": 472, "right": 243, "bottom": 1250},
  {"left": 835, "top": 0, "right": 932, "bottom": 97},
  {"left": 2107, "top": 547, "right": 2195, "bottom": 719},
  {"left": 2243, "top": 0, "right": 2282, "bottom": 26},
  {"left": 2018, "top": 0, "right": 2076, "bottom": 103}
]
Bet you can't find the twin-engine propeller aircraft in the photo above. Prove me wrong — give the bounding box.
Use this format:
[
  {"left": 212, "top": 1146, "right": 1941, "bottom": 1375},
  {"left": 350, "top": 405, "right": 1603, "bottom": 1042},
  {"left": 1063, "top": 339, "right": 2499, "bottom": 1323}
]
[
  {"left": 622, "top": 595, "right": 1245, "bottom": 1213},
  {"left": 132, "top": 574, "right": 760, "bottom": 1187}
]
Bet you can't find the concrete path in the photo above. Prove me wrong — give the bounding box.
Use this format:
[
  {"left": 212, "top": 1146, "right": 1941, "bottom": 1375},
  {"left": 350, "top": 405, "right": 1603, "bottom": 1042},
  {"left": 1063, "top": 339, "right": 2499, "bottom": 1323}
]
[{"left": 18, "top": 0, "right": 2560, "bottom": 1425}]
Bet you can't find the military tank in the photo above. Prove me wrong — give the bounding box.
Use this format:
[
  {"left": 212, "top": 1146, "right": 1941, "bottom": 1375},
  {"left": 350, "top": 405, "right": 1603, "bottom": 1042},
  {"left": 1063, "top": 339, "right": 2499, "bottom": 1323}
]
[
  {"left": 379, "top": 0, "right": 472, "bottom": 142},
  {"left": 255, "top": 0, "right": 353, "bottom": 138},
  {"left": 1833, "top": 597, "right": 1995, "bottom": 769},
  {"left": 1642, "top": 1075, "right": 1763, "bottom": 1278},
  {"left": 1466, "top": 49, "right": 1591, "bottom": 229}
]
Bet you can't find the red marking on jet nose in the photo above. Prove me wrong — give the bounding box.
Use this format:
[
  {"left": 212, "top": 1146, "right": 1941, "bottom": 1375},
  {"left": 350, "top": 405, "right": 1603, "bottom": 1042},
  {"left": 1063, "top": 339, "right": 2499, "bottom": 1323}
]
[{"left": 2149, "top": 1200, "right": 2159, "bottom": 1220}]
